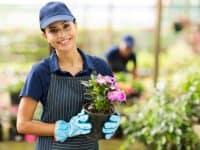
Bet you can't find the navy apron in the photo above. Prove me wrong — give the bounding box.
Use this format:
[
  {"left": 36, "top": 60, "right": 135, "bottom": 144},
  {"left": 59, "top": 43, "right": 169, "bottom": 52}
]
[{"left": 35, "top": 74, "right": 98, "bottom": 150}]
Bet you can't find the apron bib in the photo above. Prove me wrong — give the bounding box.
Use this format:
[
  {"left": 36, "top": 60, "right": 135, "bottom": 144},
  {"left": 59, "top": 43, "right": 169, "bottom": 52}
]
[{"left": 35, "top": 74, "right": 98, "bottom": 150}]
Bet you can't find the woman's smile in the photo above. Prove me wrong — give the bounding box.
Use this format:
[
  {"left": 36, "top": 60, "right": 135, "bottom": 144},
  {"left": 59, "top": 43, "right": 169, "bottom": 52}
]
[{"left": 58, "top": 38, "right": 71, "bottom": 45}]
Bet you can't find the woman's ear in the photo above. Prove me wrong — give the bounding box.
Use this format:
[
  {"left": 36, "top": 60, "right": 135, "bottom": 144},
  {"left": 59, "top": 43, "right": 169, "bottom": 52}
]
[
  {"left": 42, "top": 32, "right": 47, "bottom": 39},
  {"left": 74, "top": 21, "right": 77, "bottom": 29}
]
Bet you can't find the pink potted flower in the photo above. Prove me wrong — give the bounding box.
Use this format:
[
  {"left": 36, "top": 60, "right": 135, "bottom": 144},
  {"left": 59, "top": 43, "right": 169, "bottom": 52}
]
[{"left": 81, "top": 74, "right": 126, "bottom": 138}]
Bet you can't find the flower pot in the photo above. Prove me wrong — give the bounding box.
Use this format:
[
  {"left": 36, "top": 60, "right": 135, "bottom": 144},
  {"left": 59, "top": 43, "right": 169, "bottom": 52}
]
[
  {"left": 83, "top": 103, "right": 114, "bottom": 139},
  {"left": 10, "top": 92, "right": 20, "bottom": 105}
]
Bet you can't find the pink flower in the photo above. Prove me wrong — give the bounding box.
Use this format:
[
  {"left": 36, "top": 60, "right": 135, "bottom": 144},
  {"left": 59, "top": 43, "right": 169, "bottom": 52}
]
[
  {"left": 96, "top": 74, "right": 116, "bottom": 86},
  {"left": 96, "top": 74, "right": 107, "bottom": 84},
  {"left": 110, "top": 83, "right": 118, "bottom": 90},
  {"left": 104, "top": 76, "right": 116, "bottom": 84},
  {"left": 107, "top": 90, "right": 126, "bottom": 102},
  {"left": 126, "top": 87, "right": 134, "bottom": 95}
]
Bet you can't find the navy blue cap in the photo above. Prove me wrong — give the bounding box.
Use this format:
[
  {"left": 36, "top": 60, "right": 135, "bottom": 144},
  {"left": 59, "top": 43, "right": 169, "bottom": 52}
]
[
  {"left": 39, "top": 1, "right": 75, "bottom": 30},
  {"left": 122, "top": 35, "right": 135, "bottom": 48}
]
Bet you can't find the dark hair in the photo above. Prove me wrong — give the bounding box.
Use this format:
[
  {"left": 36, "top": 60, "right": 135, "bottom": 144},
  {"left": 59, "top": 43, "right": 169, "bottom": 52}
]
[{"left": 48, "top": 44, "right": 55, "bottom": 55}]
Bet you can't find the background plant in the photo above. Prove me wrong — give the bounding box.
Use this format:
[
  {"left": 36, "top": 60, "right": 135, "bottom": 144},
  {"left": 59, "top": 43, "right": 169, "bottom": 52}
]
[
  {"left": 115, "top": 72, "right": 144, "bottom": 96},
  {"left": 121, "top": 88, "right": 200, "bottom": 150},
  {"left": 6, "top": 80, "right": 24, "bottom": 94},
  {"left": 177, "top": 67, "right": 200, "bottom": 123}
]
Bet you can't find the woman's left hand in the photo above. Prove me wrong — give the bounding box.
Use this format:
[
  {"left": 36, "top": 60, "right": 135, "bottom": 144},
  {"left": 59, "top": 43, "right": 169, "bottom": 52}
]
[{"left": 102, "top": 113, "right": 120, "bottom": 139}]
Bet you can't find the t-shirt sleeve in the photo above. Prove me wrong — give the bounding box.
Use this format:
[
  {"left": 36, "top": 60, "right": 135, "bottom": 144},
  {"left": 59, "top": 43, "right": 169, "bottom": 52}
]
[
  {"left": 92, "top": 57, "right": 113, "bottom": 76},
  {"left": 20, "top": 65, "right": 43, "bottom": 102},
  {"left": 101, "top": 60, "right": 113, "bottom": 76}
]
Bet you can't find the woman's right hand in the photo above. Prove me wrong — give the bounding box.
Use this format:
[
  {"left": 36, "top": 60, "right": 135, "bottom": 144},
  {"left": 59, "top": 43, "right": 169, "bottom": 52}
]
[{"left": 54, "top": 109, "right": 92, "bottom": 142}]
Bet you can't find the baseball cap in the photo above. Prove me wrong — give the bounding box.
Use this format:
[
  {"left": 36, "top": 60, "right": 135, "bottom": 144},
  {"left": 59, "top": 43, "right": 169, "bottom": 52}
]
[
  {"left": 122, "top": 35, "right": 135, "bottom": 48},
  {"left": 39, "top": 1, "right": 75, "bottom": 30}
]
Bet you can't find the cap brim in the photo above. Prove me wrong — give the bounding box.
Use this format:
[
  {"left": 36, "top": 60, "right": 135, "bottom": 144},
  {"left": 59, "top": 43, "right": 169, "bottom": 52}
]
[{"left": 40, "top": 15, "right": 74, "bottom": 29}]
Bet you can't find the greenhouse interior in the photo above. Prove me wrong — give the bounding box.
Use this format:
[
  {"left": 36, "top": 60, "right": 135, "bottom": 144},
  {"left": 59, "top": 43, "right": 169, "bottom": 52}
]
[{"left": 0, "top": 0, "right": 200, "bottom": 150}]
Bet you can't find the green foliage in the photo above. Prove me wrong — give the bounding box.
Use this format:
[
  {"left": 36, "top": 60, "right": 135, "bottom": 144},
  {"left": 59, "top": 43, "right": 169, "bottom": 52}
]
[
  {"left": 10, "top": 33, "right": 49, "bottom": 61},
  {"left": 122, "top": 89, "right": 200, "bottom": 150},
  {"left": 160, "top": 49, "right": 200, "bottom": 76},
  {"left": 182, "top": 83, "right": 200, "bottom": 123},
  {"left": 169, "top": 67, "right": 200, "bottom": 122},
  {"left": 6, "top": 80, "right": 24, "bottom": 94},
  {"left": 137, "top": 51, "right": 154, "bottom": 69},
  {"left": 0, "top": 30, "right": 49, "bottom": 63},
  {"left": 82, "top": 74, "right": 126, "bottom": 113},
  {"left": 131, "top": 81, "right": 144, "bottom": 95},
  {"left": 115, "top": 72, "right": 144, "bottom": 96},
  {"left": 179, "top": 68, "right": 200, "bottom": 123},
  {"left": 81, "top": 75, "right": 112, "bottom": 112},
  {"left": 180, "top": 68, "right": 200, "bottom": 93},
  {"left": 33, "top": 103, "right": 42, "bottom": 121}
]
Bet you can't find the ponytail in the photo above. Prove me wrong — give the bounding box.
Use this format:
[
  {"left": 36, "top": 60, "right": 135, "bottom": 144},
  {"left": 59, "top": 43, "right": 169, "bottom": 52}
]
[
  {"left": 48, "top": 44, "right": 55, "bottom": 55},
  {"left": 42, "top": 29, "right": 55, "bottom": 55}
]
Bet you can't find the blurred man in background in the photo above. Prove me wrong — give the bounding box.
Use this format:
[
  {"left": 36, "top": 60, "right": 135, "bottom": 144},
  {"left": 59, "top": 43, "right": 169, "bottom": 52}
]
[{"left": 105, "top": 35, "right": 137, "bottom": 78}]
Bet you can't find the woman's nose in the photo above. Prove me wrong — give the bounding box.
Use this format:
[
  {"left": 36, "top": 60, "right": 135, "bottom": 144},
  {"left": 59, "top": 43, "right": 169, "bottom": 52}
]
[{"left": 58, "top": 29, "right": 66, "bottom": 38}]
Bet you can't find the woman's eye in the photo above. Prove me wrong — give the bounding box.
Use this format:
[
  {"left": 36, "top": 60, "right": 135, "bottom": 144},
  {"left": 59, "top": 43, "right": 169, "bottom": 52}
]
[
  {"left": 63, "top": 24, "right": 70, "bottom": 30},
  {"left": 49, "top": 29, "right": 58, "bottom": 33}
]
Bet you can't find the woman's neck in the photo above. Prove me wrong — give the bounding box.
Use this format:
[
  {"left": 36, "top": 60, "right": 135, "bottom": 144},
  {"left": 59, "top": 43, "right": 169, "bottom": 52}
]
[
  {"left": 56, "top": 48, "right": 83, "bottom": 75},
  {"left": 56, "top": 48, "right": 80, "bottom": 66}
]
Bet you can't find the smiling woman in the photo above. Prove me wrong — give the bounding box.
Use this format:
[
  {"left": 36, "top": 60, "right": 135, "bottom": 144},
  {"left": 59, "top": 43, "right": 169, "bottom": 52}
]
[
  {"left": 43, "top": 21, "right": 77, "bottom": 55},
  {"left": 16, "top": 1, "right": 120, "bottom": 150}
]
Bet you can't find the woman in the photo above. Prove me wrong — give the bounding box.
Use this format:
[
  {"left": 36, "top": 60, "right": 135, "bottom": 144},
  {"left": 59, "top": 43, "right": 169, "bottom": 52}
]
[{"left": 17, "top": 1, "right": 120, "bottom": 150}]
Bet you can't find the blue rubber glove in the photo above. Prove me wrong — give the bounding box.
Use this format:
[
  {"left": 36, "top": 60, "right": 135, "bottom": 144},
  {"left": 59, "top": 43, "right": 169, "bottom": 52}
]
[
  {"left": 102, "top": 113, "right": 120, "bottom": 139},
  {"left": 55, "top": 110, "right": 92, "bottom": 142}
]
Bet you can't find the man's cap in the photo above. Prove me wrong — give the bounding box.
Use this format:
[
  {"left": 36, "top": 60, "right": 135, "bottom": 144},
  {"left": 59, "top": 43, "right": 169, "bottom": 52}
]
[
  {"left": 39, "top": 1, "right": 75, "bottom": 30},
  {"left": 122, "top": 35, "right": 135, "bottom": 48}
]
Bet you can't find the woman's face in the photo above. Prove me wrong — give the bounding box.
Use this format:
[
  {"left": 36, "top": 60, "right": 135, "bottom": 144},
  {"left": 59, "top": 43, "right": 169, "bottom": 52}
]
[{"left": 43, "top": 21, "right": 77, "bottom": 52}]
